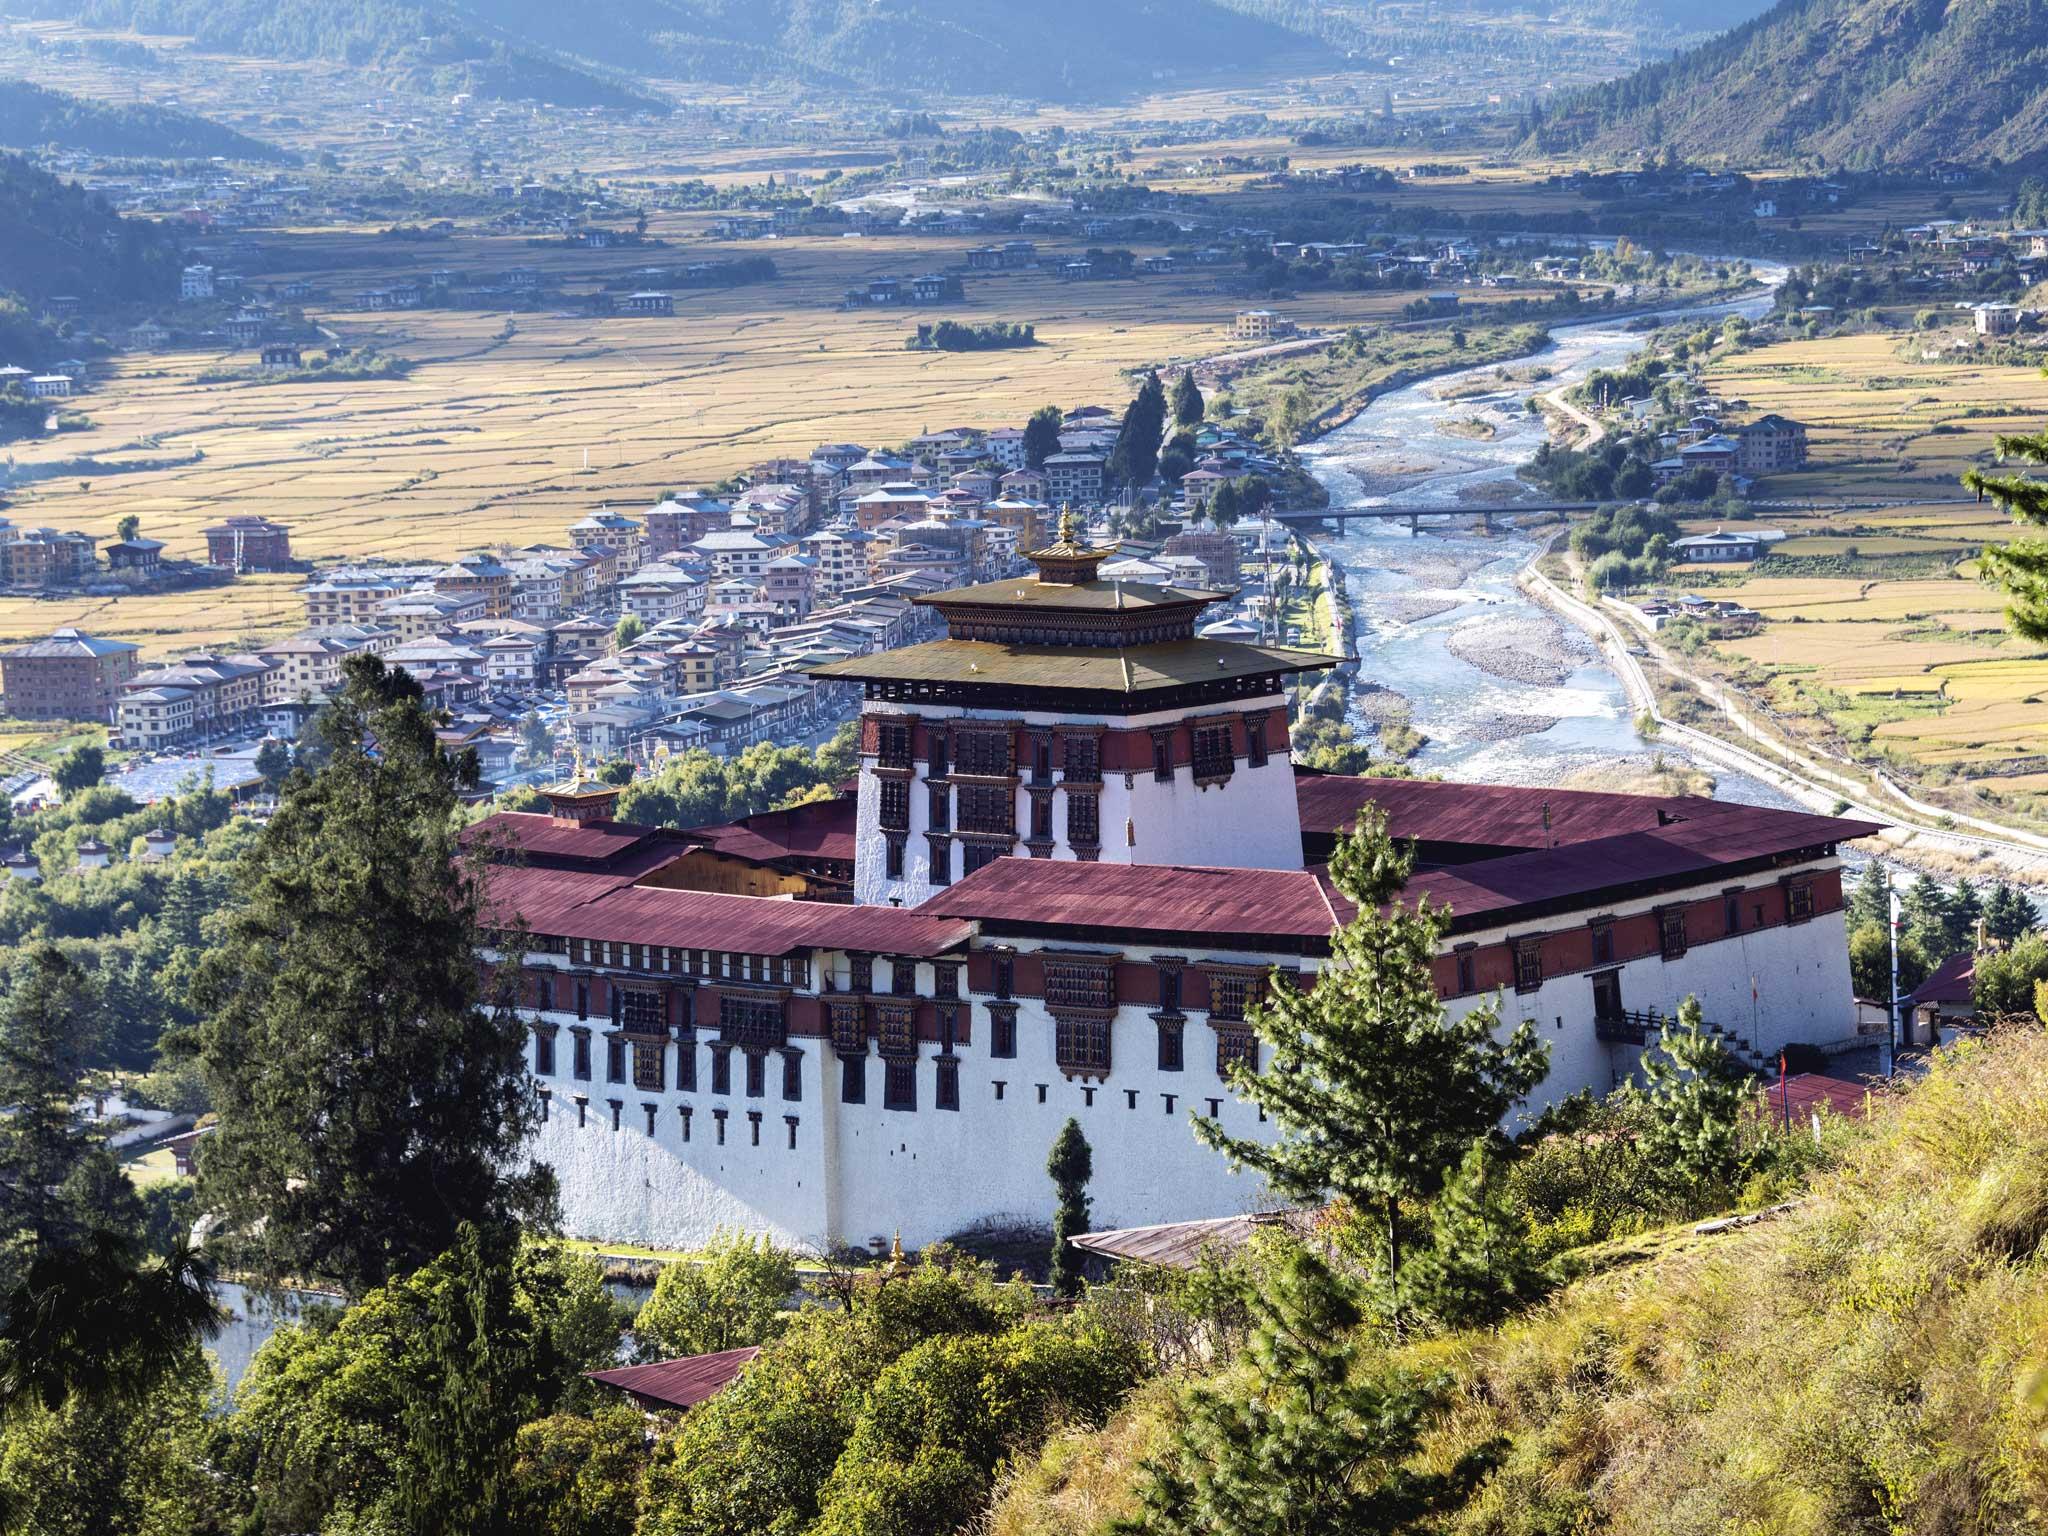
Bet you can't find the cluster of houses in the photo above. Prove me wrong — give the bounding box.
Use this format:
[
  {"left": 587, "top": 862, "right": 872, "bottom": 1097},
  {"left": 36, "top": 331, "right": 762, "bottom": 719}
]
[
  {"left": 0, "top": 514, "right": 291, "bottom": 599},
  {"left": 1647, "top": 413, "right": 1811, "bottom": 488}
]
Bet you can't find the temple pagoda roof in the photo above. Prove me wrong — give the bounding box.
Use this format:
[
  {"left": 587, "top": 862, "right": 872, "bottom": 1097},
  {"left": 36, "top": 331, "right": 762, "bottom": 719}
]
[
  {"left": 916, "top": 576, "right": 1229, "bottom": 612},
  {"left": 809, "top": 636, "right": 1334, "bottom": 698}
]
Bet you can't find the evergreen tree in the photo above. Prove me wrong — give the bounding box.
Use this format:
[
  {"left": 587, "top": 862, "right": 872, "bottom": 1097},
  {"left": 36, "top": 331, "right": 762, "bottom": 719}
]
[
  {"left": 52, "top": 745, "right": 102, "bottom": 800},
  {"left": 253, "top": 737, "right": 293, "bottom": 792},
  {"left": 1208, "top": 480, "right": 1241, "bottom": 529},
  {"left": 1195, "top": 808, "right": 1548, "bottom": 1313},
  {"left": 1047, "top": 1118, "right": 1093, "bottom": 1298},
  {"left": 1962, "top": 413, "right": 2048, "bottom": 638},
  {"left": 1946, "top": 876, "right": 1985, "bottom": 953},
  {"left": 1108, "top": 371, "right": 1167, "bottom": 489},
  {"left": 1170, "top": 369, "right": 1204, "bottom": 429},
  {"left": 0, "top": 948, "right": 101, "bottom": 1279},
  {"left": 1022, "top": 404, "right": 1063, "bottom": 470},
  {"left": 1847, "top": 860, "right": 1893, "bottom": 931},
  {"left": 1404, "top": 1139, "right": 1551, "bottom": 1331},
  {"left": 1637, "top": 995, "right": 1750, "bottom": 1194},
  {"left": 1986, "top": 880, "right": 2040, "bottom": 944},
  {"left": 1903, "top": 873, "right": 1953, "bottom": 961},
  {"left": 187, "top": 655, "right": 557, "bottom": 1296},
  {"left": 1118, "top": 1244, "right": 1448, "bottom": 1535}
]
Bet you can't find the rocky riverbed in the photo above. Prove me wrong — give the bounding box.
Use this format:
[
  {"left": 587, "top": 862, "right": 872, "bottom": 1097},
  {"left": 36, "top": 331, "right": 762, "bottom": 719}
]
[{"left": 1443, "top": 613, "right": 1597, "bottom": 688}]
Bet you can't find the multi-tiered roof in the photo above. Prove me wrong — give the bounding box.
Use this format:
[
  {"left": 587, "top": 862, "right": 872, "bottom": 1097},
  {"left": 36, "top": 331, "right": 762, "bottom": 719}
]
[{"left": 810, "top": 512, "right": 1336, "bottom": 709}]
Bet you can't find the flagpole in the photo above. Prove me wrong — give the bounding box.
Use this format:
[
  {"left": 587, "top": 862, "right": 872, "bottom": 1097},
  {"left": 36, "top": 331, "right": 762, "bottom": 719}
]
[{"left": 1886, "top": 877, "right": 1901, "bottom": 1081}]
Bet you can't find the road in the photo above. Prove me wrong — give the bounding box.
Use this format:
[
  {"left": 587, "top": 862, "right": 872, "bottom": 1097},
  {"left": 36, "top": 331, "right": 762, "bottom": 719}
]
[{"left": 1519, "top": 561, "right": 2048, "bottom": 879}]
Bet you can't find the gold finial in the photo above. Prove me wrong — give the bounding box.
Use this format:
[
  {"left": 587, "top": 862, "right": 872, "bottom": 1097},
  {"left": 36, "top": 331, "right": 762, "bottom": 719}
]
[
  {"left": 570, "top": 740, "right": 587, "bottom": 785},
  {"left": 1058, "top": 505, "right": 1078, "bottom": 546},
  {"left": 888, "top": 1230, "right": 910, "bottom": 1275}
]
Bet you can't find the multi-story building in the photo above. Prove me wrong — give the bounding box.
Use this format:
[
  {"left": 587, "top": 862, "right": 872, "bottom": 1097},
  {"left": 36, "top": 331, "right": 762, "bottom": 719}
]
[
  {"left": 374, "top": 590, "right": 486, "bottom": 642},
  {"left": 1232, "top": 309, "right": 1294, "bottom": 341},
  {"left": 570, "top": 511, "right": 645, "bottom": 576},
  {"left": 1042, "top": 453, "right": 1105, "bottom": 505},
  {"left": 302, "top": 566, "right": 440, "bottom": 628},
  {"left": 474, "top": 553, "right": 1868, "bottom": 1253},
  {"left": 256, "top": 626, "right": 398, "bottom": 702},
  {"left": 644, "top": 495, "right": 728, "bottom": 558},
  {"left": 619, "top": 564, "right": 707, "bottom": 627},
  {"left": 117, "top": 653, "right": 270, "bottom": 745},
  {"left": 760, "top": 554, "right": 817, "bottom": 623},
  {"left": 1, "top": 529, "right": 96, "bottom": 590},
  {"left": 434, "top": 551, "right": 517, "bottom": 619},
  {"left": 204, "top": 516, "right": 293, "bottom": 571},
  {"left": 1735, "top": 415, "right": 1810, "bottom": 474},
  {"left": 693, "top": 527, "right": 789, "bottom": 584},
  {"left": 0, "top": 629, "right": 140, "bottom": 722},
  {"left": 800, "top": 526, "right": 874, "bottom": 602}
]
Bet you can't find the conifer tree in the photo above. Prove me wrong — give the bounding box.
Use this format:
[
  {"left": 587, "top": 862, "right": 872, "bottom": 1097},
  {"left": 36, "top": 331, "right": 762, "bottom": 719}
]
[
  {"left": 1047, "top": 1118, "right": 1093, "bottom": 1298},
  {"left": 1963, "top": 417, "right": 2048, "bottom": 638},
  {"left": 1986, "top": 880, "right": 2040, "bottom": 945},
  {"left": 1946, "top": 876, "right": 1985, "bottom": 952},
  {"left": 1118, "top": 1244, "right": 1444, "bottom": 1535},
  {"left": 187, "top": 655, "right": 556, "bottom": 1295},
  {"left": 1403, "top": 1139, "right": 1551, "bottom": 1331},
  {"left": 1195, "top": 808, "right": 1549, "bottom": 1311},
  {"left": 1637, "top": 995, "right": 1750, "bottom": 1194},
  {"left": 1847, "top": 859, "right": 1893, "bottom": 931},
  {"left": 1109, "top": 371, "right": 1168, "bottom": 488},
  {"left": 1170, "top": 369, "right": 1204, "bottom": 429},
  {"left": 1022, "top": 404, "right": 1063, "bottom": 470}
]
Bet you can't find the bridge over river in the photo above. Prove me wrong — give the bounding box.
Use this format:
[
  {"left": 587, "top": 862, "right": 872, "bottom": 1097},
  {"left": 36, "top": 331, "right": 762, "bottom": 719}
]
[{"left": 1277, "top": 496, "right": 1979, "bottom": 532}]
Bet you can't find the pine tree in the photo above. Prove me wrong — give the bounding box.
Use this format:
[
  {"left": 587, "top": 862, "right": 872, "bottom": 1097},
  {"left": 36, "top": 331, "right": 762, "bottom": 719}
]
[
  {"left": 1903, "top": 873, "right": 1953, "bottom": 961},
  {"left": 1117, "top": 1244, "right": 1445, "bottom": 1535},
  {"left": 187, "top": 655, "right": 557, "bottom": 1296},
  {"left": 1962, "top": 416, "right": 2048, "bottom": 638},
  {"left": 1108, "top": 371, "right": 1168, "bottom": 489},
  {"left": 1403, "top": 1139, "right": 1551, "bottom": 1331},
  {"left": 0, "top": 949, "right": 101, "bottom": 1279},
  {"left": 1022, "top": 404, "right": 1063, "bottom": 470},
  {"left": 1986, "top": 880, "right": 2040, "bottom": 944},
  {"left": 1946, "top": 876, "right": 1985, "bottom": 952},
  {"left": 1637, "top": 995, "right": 1750, "bottom": 1195},
  {"left": 1047, "top": 1118, "right": 1093, "bottom": 1299},
  {"left": 1195, "top": 808, "right": 1549, "bottom": 1314},
  {"left": 1170, "top": 369, "right": 1204, "bottom": 429},
  {"left": 1847, "top": 860, "right": 1893, "bottom": 931}
]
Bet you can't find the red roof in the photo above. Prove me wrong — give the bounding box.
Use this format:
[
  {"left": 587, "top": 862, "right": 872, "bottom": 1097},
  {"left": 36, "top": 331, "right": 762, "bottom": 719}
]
[
  {"left": 588, "top": 1345, "right": 761, "bottom": 1410},
  {"left": 686, "top": 796, "right": 858, "bottom": 867},
  {"left": 1297, "top": 770, "right": 1753, "bottom": 852},
  {"left": 467, "top": 811, "right": 683, "bottom": 874},
  {"left": 482, "top": 862, "right": 972, "bottom": 958},
  {"left": 919, "top": 859, "right": 1345, "bottom": 941},
  {"left": 1908, "top": 950, "right": 1976, "bottom": 1006},
  {"left": 1760, "top": 1072, "right": 1879, "bottom": 1122}
]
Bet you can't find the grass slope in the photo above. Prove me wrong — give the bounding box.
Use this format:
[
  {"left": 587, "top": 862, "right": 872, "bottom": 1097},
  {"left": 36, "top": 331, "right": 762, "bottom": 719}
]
[
  {"left": 1533, "top": 0, "right": 2048, "bottom": 168},
  {"left": 0, "top": 77, "right": 286, "bottom": 161},
  {"left": 995, "top": 1025, "right": 2048, "bottom": 1535}
]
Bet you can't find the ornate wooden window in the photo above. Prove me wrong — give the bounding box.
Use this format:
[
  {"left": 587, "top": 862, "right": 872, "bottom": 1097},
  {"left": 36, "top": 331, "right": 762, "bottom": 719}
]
[
  {"left": 744, "top": 1051, "right": 766, "bottom": 1098},
  {"left": 571, "top": 1029, "right": 591, "bottom": 1081},
  {"left": 1191, "top": 723, "right": 1235, "bottom": 784},
  {"left": 958, "top": 784, "right": 1014, "bottom": 834},
  {"left": 875, "top": 1001, "right": 919, "bottom": 1059},
  {"left": 1785, "top": 878, "right": 1814, "bottom": 924},
  {"left": 927, "top": 783, "right": 950, "bottom": 831},
  {"left": 1055, "top": 1013, "right": 1112, "bottom": 1078},
  {"left": 953, "top": 727, "right": 1013, "bottom": 778},
  {"left": 926, "top": 833, "right": 952, "bottom": 886},
  {"left": 828, "top": 999, "right": 867, "bottom": 1055},
  {"left": 927, "top": 727, "right": 948, "bottom": 778},
  {"left": 1207, "top": 966, "right": 1266, "bottom": 1024},
  {"left": 781, "top": 1051, "right": 802, "bottom": 1101},
  {"left": 1513, "top": 938, "right": 1544, "bottom": 994},
  {"left": 1156, "top": 1016, "right": 1184, "bottom": 1072},
  {"left": 632, "top": 1039, "right": 664, "bottom": 1092},
  {"left": 876, "top": 719, "right": 912, "bottom": 768},
  {"left": 884, "top": 1057, "right": 917, "bottom": 1111},
  {"left": 934, "top": 961, "right": 959, "bottom": 1000},
  {"left": 1589, "top": 920, "right": 1615, "bottom": 966},
  {"left": 1044, "top": 955, "right": 1116, "bottom": 1012},
  {"left": 935, "top": 1055, "right": 960, "bottom": 1111},
  {"left": 1066, "top": 791, "right": 1100, "bottom": 851},
  {"left": 992, "top": 951, "right": 1014, "bottom": 1000},
  {"left": 1246, "top": 713, "right": 1269, "bottom": 768},
  {"left": 841, "top": 1053, "right": 866, "bottom": 1104},
  {"left": 962, "top": 840, "right": 1005, "bottom": 877},
  {"left": 1156, "top": 960, "right": 1184, "bottom": 1014},
  {"left": 879, "top": 777, "right": 910, "bottom": 831},
  {"left": 621, "top": 988, "right": 666, "bottom": 1036},
  {"left": 1062, "top": 734, "right": 1101, "bottom": 784},
  {"left": 1028, "top": 731, "right": 1054, "bottom": 784},
  {"left": 676, "top": 1035, "right": 697, "bottom": 1092},
  {"left": 710, "top": 1045, "right": 731, "bottom": 1095},
  {"left": 1454, "top": 945, "right": 1476, "bottom": 995},
  {"left": 606, "top": 1036, "right": 626, "bottom": 1084},
  {"left": 533, "top": 1027, "right": 556, "bottom": 1077},
  {"left": 890, "top": 959, "right": 918, "bottom": 996},
  {"left": 1216, "top": 1028, "right": 1259, "bottom": 1078},
  {"left": 987, "top": 1002, "right": 1018, "bottom": 1059},
  {"left": 851, "top": 953, "right": 875, "bottom": 994},
  {"left": 1659, "top": 907, "right": 1688, "bottom": 960},
  {"left": 1030, "top": 791, "right": 1054, "bottom": 841},
  {"left": 719, "top": 993, "right": 788, "bottom": 1051},
  {"left": 1151, "top": 730, "right": 1174, "bottom": 782},
  {"left": 885, "top": 835, "right": 906, "bottom": 879}
]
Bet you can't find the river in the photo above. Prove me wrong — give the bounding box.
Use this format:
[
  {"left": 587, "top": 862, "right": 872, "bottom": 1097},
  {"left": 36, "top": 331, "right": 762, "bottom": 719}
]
[{"left": 1297, "top": 280, "right": 1785, "bottom": 797}]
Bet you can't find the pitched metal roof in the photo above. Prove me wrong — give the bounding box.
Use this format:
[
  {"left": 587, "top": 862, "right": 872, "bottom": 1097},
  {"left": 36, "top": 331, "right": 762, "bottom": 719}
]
[
  {"left": 588, "top": 1346, "right": 761, "bottom": 1411},
  {"left": 809, "top": 637, "right": 1334, "bottom": 692},
  {"left": 919, "top": 859, "right": 1344, "bottom": 941}
]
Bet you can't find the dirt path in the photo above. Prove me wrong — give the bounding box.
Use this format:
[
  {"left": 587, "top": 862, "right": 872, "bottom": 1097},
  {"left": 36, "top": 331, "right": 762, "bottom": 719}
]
[{"left": 1535, "top": 387, "right": 1604, "bottom": 451}]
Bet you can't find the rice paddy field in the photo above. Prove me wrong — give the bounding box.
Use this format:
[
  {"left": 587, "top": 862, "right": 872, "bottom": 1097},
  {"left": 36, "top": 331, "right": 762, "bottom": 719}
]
[{"left": 1668, "top": 333, "right": 2048, "bottom": 797}]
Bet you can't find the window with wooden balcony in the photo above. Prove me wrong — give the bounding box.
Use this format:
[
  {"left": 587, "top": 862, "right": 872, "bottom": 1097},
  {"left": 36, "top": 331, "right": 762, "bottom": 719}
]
[
  {"left": 876, "top": 719, "right": 912, "bottom": 768},
  {"left": 621, "top": 988, "right": 666, "bottom": 1036},
  {"left": 1062, "top": 734, "right": 1100, "bottom": 784},
  {"left": 1191, "top": 723, "right": 1235, "bottom": 784},
  {"left": 879, "top": 777, "right": 910, "bottom": 831},
  {"left": 1513, "top": 938, "right": 1543, "bottom": 994},
  {"left": 828, "top": 999, "right": 866, "bottom": 1056},
  {"left": 1207, "top": 967, "right": 1266, "bottom": 1024},
  {"left": 1054, "top": 1013, "right": 1111, "bottom": 1077},
  {"left": 1066, "top": 791, "right": 1099, "bottom": 850},
  {"left": 957, "top": 783, "right": 1013, "bottom": 835},
  {"left": 1659, "top": 907, "right": 1688, "bottom": 960},
  {"left": 719, "top": 993, "right": 787, "bottom": 1050},
  {"left": 632, "top": 1039, "right": 664, "bottom": 1092},
  {"left": 953, "top": 727, "right": 1013, "bottom": 778},
  {"left": 1215, "top": 1028, "right": 1258, "bottom": 1078},
  {"left": 875, "top": 1002, "right": 918, "bottom": 1060},
  {"left": 1044, "top": 956, "right": 1116, "bottom": 1013}
]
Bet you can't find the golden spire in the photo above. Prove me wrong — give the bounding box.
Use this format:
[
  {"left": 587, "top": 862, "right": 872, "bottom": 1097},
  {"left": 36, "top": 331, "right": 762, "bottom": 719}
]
[
  {"left": 887, "top": 1230, "right": 911, "bottom": 1275},
  {"left": 1057, "top": 505, "right": 1079, "bottom": 546}
]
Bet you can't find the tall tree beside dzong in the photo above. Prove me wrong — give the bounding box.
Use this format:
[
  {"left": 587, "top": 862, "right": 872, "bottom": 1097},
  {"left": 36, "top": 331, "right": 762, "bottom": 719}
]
[
  {"left": 1109, "top": 370, "right": 1168, "bottom": 489},
  {"left": 1964, "top": 409, "right": 2048, "bottom": 638},
  {"left": 184, "top": 655, "right": 556, "bottom": 1296},
  {"left": 1194, "top": 808, "right": 1549, "bottom": 1311}
]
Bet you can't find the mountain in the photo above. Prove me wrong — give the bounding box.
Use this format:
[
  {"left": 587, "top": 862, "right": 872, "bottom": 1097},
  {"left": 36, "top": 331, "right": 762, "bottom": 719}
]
[
  {"left": 1529, "top": 0, "right": 2048, "bottom": 168},
  {"left": 0, "top": 78, "right": 287, "bottom": 161},
  {"left": 18, "top": 0, "right": 1315, "bottom": 106}
]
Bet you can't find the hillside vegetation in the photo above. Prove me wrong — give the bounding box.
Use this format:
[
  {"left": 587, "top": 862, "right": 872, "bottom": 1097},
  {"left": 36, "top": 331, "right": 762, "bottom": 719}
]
[
  {"left": 994, "top": 1025, "right": 2048, "bottom": 1535},
  {"left": 19, "top": 0, "right": 1315, "bottom": 104},
  {"left": 0, "top": 78, "right": 286, "bottom": 160},
  {"left": 1528, "top": 0, "right": 2048, "bottom": 168},
  {"left": 0, "top": 152, "right": 185, "bottom": 309}
]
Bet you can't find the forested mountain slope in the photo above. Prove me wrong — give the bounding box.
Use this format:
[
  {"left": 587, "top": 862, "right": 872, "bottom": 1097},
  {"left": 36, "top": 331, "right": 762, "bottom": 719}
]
[
  {"left": 14, "top": 0, "right": 1317, "bottom": 104},
  {"left": 0, "top": 152, "right": 185, "bottom": 309},
  {"left": 1528, "top": 0, "right": 2048, "bottom": 167},
  {"left": 0, "top": 78, "right": 286, "bottom": 160}
]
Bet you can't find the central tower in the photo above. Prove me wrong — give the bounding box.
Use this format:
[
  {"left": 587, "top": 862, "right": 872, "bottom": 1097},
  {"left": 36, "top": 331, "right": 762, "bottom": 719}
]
[{"left": 812, "top": 515, "right": 1337, "bottom": 906}]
